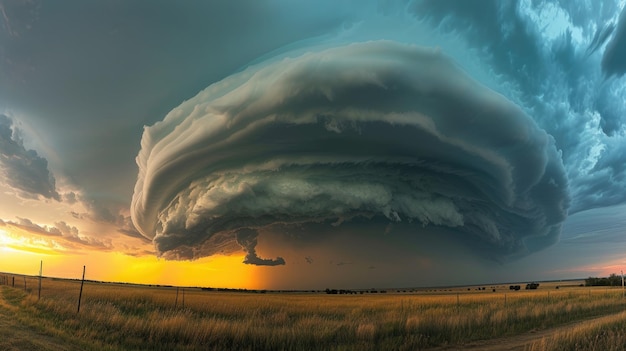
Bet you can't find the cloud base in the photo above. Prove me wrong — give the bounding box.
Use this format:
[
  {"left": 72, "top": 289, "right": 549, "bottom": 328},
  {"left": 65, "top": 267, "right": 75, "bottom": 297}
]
[{"left": 131, "top": 41, "right": 569, "bottom": 265}]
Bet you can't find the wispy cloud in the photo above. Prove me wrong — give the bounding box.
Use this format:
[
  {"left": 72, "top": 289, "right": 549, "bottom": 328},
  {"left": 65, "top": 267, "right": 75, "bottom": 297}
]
[
  {"left": 0, "top": 1, "right": 16, "bottom": 37},
  {"left": 0, "top": 217, "right": 126, "bottom": 253}
]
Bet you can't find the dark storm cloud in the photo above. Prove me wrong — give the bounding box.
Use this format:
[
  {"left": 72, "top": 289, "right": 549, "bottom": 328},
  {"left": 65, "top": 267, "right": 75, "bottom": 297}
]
[
  {"left": 131, "top": 41, "right": 569, "bottom": 265},
  {"left": 236, "top": 229, "right": 285, "bottom": 266},
  {"left": 410, "top": 0, "right": 545, "bottom": 96},
  {"left": 593, "top": 84, "right": 626, "bottom": 136},
  {"left": 78, "top": 196, "right": 117, "bottom": 223},
  {"left": 412, "top": 0, "right": 626, "bottom": 214},
  {"left": 116, "top": 215, "right": 150, "bottom": 243},
  {"left": 0, "top": 114, "right": 60, "bottom": 200},
  {"left": 117, "top": 228, "right": 150, "bottom": 242},
  {"left": 601, "top": 5, "right": 626, "bottom": 77},
  {"left": 0, "top": 0, "right": 351, "bottom": 226},
  {"left": 3, "top": 0, "right": 625, "bottom": 285}
]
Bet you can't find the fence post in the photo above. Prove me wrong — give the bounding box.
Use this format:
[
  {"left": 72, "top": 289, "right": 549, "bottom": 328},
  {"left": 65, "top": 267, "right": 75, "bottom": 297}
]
[
  {"left": 175, "top": 287, "right": 179, "bottom": 308},
  {"left": 77, "top": 266, "right": 86, "bottom": 313},
  {"left": 23, "top": 276, "right": 26, "bottom": 291},
  {"left": 182, "top": 288, "right": 185, "bottom": 309},
  {"left": 38, "top": 260, "right": 42, "bottom": 301}
]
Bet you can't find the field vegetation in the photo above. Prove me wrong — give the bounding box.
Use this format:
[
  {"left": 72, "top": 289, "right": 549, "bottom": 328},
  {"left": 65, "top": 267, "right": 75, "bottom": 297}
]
[
  {"left": 1, "top": 274, "right": 625, "bottom": 350},
  {"left": 585, "top": 273, "right": 624, "bottom": 287},
  {"left": 528, "top": 309, "right": 626, "bottom": 351}
]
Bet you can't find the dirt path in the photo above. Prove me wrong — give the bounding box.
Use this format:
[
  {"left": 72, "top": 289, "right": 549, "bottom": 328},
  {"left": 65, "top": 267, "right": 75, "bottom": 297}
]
[
  {"left": 0, "top": 289, "right": 78, "bottom": 351},
  {"left": 430, "top": 311, "right": 626, "bottom": 351}
]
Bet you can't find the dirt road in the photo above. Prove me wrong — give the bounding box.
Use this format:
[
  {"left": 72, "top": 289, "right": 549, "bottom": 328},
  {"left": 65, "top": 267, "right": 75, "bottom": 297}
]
[
  {"left": 0, "top": 289, "right": 78, "bottom": 351},
  {"left": 431, "top": 312, "right": 625, "bottom": 351}
]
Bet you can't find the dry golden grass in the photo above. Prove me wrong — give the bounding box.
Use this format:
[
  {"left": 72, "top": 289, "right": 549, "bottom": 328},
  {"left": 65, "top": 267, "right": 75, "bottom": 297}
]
[
  {"left": 1, "top": 275, "right": 625, "bottom": 350},
  {"left": 527, "top": 309, "right": 626, "bottom": 351}
]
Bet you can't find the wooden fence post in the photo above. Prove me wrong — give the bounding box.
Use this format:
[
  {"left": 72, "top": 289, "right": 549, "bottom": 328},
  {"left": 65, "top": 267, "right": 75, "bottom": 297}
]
[
  {"left": 77, "top": 266, "right": 86, "bottom": 313},
  {"left": 38, "top": 260, "right": 42, "bottom": 301}
]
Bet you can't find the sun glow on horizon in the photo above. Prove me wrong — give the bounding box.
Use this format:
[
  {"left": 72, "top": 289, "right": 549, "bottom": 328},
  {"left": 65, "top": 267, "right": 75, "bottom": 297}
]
[
  {"left": 0, "top": 228, "right": 62, "bottom": 255},
  {"left": 102, "top": 253, "right": 263, "bottom": 289},
  {"left": 0, "top": 229, "right": 262, "bottom": 289}
]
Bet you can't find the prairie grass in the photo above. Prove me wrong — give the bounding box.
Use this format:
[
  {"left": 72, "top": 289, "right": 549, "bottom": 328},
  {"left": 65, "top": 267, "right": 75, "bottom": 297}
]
[
  {"left": 1, "top": 275, "right": 625, "bottom": 350},
  {"left": 527, "top": 310, "right": 626, "bottom": 351}
]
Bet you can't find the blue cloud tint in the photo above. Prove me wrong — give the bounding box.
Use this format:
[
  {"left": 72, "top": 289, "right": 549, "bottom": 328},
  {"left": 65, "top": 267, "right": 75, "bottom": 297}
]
[
  {"left": 602, "top": 5, "right": 626, "bottom": 77},
  {"left": 132, "top": 41, "right": 569, "bottom": 264},
  {"left": 2, "top": 0, "right": 626, "bottom": 284}
]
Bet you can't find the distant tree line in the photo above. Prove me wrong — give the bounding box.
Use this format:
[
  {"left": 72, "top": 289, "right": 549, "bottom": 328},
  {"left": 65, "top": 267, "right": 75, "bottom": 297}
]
[
  {"left": 325, "top": 288, "right": 387, "bottom": 294},
  {"left": 585, "top": 274, "right": 623, "bottom": 287}
]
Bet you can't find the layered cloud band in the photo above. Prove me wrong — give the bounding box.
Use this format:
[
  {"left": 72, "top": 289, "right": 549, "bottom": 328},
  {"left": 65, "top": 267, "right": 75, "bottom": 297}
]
[{"left": 131, "top": 41, "right": 569, "bottom": 265}]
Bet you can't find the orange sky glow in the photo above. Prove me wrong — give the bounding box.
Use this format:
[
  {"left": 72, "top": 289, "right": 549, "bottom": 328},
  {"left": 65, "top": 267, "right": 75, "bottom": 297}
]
[{"left": 0, "top": 227, "right": 263, "bottom": 289}]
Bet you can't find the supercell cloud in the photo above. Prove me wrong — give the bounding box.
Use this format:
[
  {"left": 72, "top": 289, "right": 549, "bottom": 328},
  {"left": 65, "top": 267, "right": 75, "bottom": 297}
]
[{"left": 131, "top": 41, "right": 569, "bottom": 265}]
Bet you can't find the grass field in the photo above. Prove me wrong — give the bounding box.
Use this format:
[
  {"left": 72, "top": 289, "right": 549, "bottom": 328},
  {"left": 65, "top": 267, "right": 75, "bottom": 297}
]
[{"left": 1, "top": 274, "right": 626, "bottom": 350}]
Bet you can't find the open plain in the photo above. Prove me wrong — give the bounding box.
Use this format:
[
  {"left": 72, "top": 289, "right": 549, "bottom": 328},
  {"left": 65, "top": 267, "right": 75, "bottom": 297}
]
[{"left": 1, "top": 274, "right": 626, "bottom": 350}]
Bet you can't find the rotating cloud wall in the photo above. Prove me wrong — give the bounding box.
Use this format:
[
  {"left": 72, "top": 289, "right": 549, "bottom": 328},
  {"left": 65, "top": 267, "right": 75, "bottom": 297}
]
[{"left": 131, "top": 41, "right": 569, "bottom": 265}]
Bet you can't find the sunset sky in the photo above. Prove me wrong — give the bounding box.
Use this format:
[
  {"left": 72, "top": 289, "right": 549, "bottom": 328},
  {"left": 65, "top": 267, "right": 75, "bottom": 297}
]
[{"left": 1, "top": 0, "right": 626, "bottom": 290}]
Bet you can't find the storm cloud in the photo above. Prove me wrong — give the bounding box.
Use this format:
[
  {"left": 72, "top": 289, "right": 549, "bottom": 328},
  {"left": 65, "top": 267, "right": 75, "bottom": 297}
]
[
  {"left": 0, "top": 114, "right": 60, "bottom": 200},
  {"left": 602, "top": 5, "right": 626, "bottom": 77},
  {"left": 131, "top": 41, "right": 569, "bottom": 265},
  {"left": 1, "top": 0, "right": 625, "bottom": 288}
]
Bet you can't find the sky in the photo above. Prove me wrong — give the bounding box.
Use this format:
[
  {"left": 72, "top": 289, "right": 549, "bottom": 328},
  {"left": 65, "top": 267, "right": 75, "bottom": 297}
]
[{"left": 0, "top": 0, "right": 626, "bottom": 290}]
